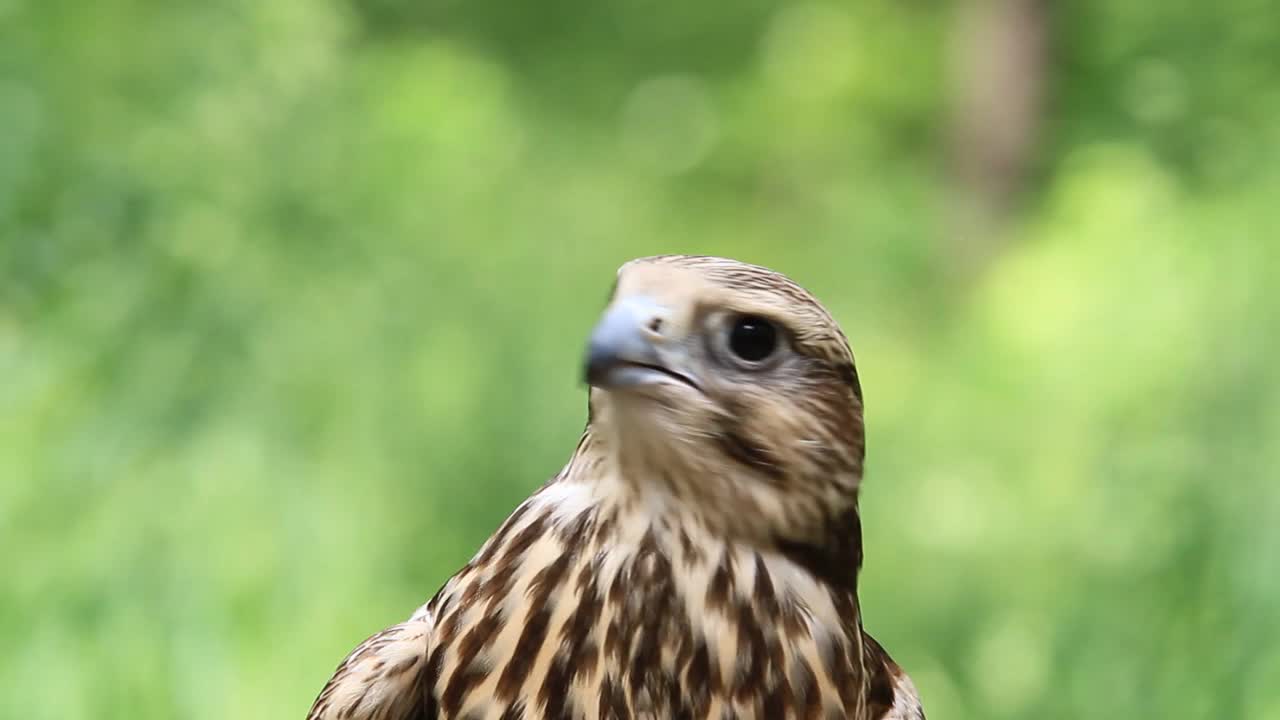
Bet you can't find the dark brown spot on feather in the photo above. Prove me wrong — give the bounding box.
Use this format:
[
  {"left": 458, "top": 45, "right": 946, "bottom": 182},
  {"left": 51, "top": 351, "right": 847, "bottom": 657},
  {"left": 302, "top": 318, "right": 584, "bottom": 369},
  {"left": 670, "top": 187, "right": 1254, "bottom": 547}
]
[
  {"left": 685, "top": 640, "right": 718, "bottom": 712},
  {"left": 495, "top": 606, "right": 552, "bottom": 700},
  {"left": 440, "top": 665, "right": 485, "bottom": 718},
  {"left": 560, "top": 563, "right": 603, "bottom": 684},
  {"left": 705, "top": 553, "right": 735, "bottom": 613},
  {"left": 598, "top": 676, "right": 628, "bottom": 720},
  {"left": 763, "top": 681, "right": 786, "bottom": 719},
  {"left": 733, "top": 600, "right": 767, "bottom": 701},
  {"left": 753, "top": 554, "right": 780, "bottom": 622},
  {"left": 604, "top": 617, "right": 624, "bottom": 666},
  {"left": 455, "top": 612, "right": 501, "bottom": 668},
  {"left": 677, "top": 526, "right": 703, "bottom": 568},
  {"left": 495, "top": 546, "right": 573, "bottom": 702},
  {"left": 863, "top": 632, "right": 905, "bottom": 719},
  {"left": 825, "top": 638, "right": 859, "bottom": 711},
  {"left": 478, "top": 564, "right": 519, "bottom": 610},
  {"left": 539, "top": 650, "right": 573, "bottom": 719},
  {"left": 527, "top": 550, "right": 572, "bottom": 600},
  {"left": 500, "top": 514, "right": 546, "bottom": 566},
  {"left": 625, "top": 534, "right": 675, "bottom": 700}
]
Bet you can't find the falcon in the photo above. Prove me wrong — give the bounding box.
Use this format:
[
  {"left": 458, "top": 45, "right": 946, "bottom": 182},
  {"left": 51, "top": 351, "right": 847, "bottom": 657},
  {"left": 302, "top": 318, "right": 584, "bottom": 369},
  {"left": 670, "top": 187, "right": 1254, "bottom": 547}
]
[{"left": 307, "top": 255, "right": 924, "bottom": 720}]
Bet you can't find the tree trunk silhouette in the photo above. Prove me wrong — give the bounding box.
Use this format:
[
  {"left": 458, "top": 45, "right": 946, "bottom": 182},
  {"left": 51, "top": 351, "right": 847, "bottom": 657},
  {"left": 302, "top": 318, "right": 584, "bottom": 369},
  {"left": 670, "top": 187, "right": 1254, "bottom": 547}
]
[{"left": 946, "top": 0, "right": 1049, "bottom": 280}]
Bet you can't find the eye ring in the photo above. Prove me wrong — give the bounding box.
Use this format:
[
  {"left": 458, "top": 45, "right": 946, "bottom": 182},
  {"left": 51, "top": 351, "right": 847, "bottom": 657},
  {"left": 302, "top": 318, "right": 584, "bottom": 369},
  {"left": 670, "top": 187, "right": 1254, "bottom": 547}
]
[{"left": 727, "top": 314, "right": 779, "bottom": 364}]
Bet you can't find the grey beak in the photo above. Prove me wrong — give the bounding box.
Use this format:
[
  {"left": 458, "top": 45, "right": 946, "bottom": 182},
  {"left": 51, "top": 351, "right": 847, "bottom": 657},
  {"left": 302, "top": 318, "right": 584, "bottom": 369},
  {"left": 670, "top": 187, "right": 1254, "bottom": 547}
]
[{"left": 583, "top": 297, "right": 668, "bottom": 388}]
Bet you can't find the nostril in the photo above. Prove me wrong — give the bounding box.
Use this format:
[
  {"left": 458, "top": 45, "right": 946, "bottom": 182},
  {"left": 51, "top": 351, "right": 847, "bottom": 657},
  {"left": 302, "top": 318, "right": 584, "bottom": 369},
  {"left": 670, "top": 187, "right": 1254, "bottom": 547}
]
[{"left": 647, "top": 317, "right": 664, "bottom": 334}]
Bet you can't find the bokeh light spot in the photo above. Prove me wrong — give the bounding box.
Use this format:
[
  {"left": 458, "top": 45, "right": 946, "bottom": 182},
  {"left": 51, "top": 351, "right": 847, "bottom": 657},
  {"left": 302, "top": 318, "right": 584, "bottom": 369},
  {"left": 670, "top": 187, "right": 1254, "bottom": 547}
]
[{"left": 619, "top": 74, "right": 719, "bottom": 176}]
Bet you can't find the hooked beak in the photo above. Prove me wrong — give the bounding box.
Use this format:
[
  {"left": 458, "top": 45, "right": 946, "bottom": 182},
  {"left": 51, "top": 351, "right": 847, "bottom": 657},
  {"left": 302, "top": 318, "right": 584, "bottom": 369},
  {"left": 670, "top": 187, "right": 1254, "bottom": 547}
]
[{"left": 583, "top": 297, "right": 699, "bottom": 391}]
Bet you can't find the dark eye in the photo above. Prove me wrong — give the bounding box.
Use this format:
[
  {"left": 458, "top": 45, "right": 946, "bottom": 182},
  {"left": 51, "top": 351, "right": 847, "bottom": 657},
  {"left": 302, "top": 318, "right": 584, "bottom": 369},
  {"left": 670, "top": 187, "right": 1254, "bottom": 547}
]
[{"left": 728, "top": 315, "right": 778, "bottom": 363}]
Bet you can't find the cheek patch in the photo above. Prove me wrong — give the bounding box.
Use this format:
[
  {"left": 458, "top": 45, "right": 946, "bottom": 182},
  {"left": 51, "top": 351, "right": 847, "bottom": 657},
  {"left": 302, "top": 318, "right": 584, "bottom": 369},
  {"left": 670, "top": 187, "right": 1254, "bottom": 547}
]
[{"left": 713, "top": 397, "right": 786, "bottom": 484}]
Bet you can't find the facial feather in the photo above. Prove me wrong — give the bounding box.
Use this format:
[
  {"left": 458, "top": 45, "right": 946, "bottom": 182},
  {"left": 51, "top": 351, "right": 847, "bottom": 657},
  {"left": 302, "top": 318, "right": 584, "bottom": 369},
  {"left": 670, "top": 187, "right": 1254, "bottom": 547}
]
[{"left": 587, "top": 255, "right": 865, "bottom": 547}]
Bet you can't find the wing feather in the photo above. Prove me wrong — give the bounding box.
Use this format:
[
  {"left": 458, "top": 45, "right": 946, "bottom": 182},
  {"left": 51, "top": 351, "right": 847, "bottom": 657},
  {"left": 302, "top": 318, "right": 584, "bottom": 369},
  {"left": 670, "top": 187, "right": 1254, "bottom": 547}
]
[
  {"left": 306, "top": 605, "right": 434, "bottom": 720},
  {"left": 864, "top": 631, "right": 926, "bottom": 720}
]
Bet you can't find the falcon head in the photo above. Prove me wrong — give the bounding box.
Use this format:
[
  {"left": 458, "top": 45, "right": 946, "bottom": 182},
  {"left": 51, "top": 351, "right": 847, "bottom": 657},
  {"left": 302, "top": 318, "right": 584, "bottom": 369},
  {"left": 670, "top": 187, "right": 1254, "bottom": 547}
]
[{"left": 583, "top": 255, "right": 865, "bottom": 547}]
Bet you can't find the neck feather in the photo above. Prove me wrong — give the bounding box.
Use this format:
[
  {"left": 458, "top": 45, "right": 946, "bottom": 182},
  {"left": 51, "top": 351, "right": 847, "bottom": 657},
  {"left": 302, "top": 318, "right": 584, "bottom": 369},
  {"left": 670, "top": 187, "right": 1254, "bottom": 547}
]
[{"left": 554, "top": 429, "right": 865, "bottom": 600}]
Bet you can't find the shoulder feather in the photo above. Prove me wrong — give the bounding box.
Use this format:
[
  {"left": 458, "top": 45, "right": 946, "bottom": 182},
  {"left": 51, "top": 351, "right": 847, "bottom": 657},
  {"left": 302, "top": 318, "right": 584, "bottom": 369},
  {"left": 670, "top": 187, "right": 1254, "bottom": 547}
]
[
  {"left": 306, "top": 605, "right": 434, "bottom": 720},
  {"left": 864, "top": 631, "right": 926, "bottom": 720}
]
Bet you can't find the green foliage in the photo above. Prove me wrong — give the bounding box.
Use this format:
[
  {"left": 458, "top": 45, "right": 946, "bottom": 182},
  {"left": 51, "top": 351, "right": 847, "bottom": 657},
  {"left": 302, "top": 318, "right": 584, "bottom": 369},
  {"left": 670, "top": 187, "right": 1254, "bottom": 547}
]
[{"left": 2, "top": 0, "right": 1278, "bottom": 717}]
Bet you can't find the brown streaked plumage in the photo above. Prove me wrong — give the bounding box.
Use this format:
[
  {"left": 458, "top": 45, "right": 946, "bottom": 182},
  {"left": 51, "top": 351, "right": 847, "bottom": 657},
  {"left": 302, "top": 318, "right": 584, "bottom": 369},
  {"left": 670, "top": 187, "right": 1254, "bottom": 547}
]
[{"left": 307, "top": 255, "right": 924, "bottom": 720}]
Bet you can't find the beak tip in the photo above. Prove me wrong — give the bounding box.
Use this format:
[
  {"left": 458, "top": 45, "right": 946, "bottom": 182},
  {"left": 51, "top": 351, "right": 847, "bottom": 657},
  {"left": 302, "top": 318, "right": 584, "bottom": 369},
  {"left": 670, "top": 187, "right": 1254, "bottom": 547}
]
[
  {"left": 584, "top": 330, "right": 624, "bottom": 386},
  {"left": 582, "top": 345, "right": 607, "bottom": 387}
]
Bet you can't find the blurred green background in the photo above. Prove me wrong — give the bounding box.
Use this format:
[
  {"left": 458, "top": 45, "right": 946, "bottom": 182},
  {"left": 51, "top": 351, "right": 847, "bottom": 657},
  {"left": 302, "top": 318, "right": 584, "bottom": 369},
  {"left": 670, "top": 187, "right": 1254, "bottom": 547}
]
[{"left": 3, "top": 0, "right": 1279, "bottom": 717}]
